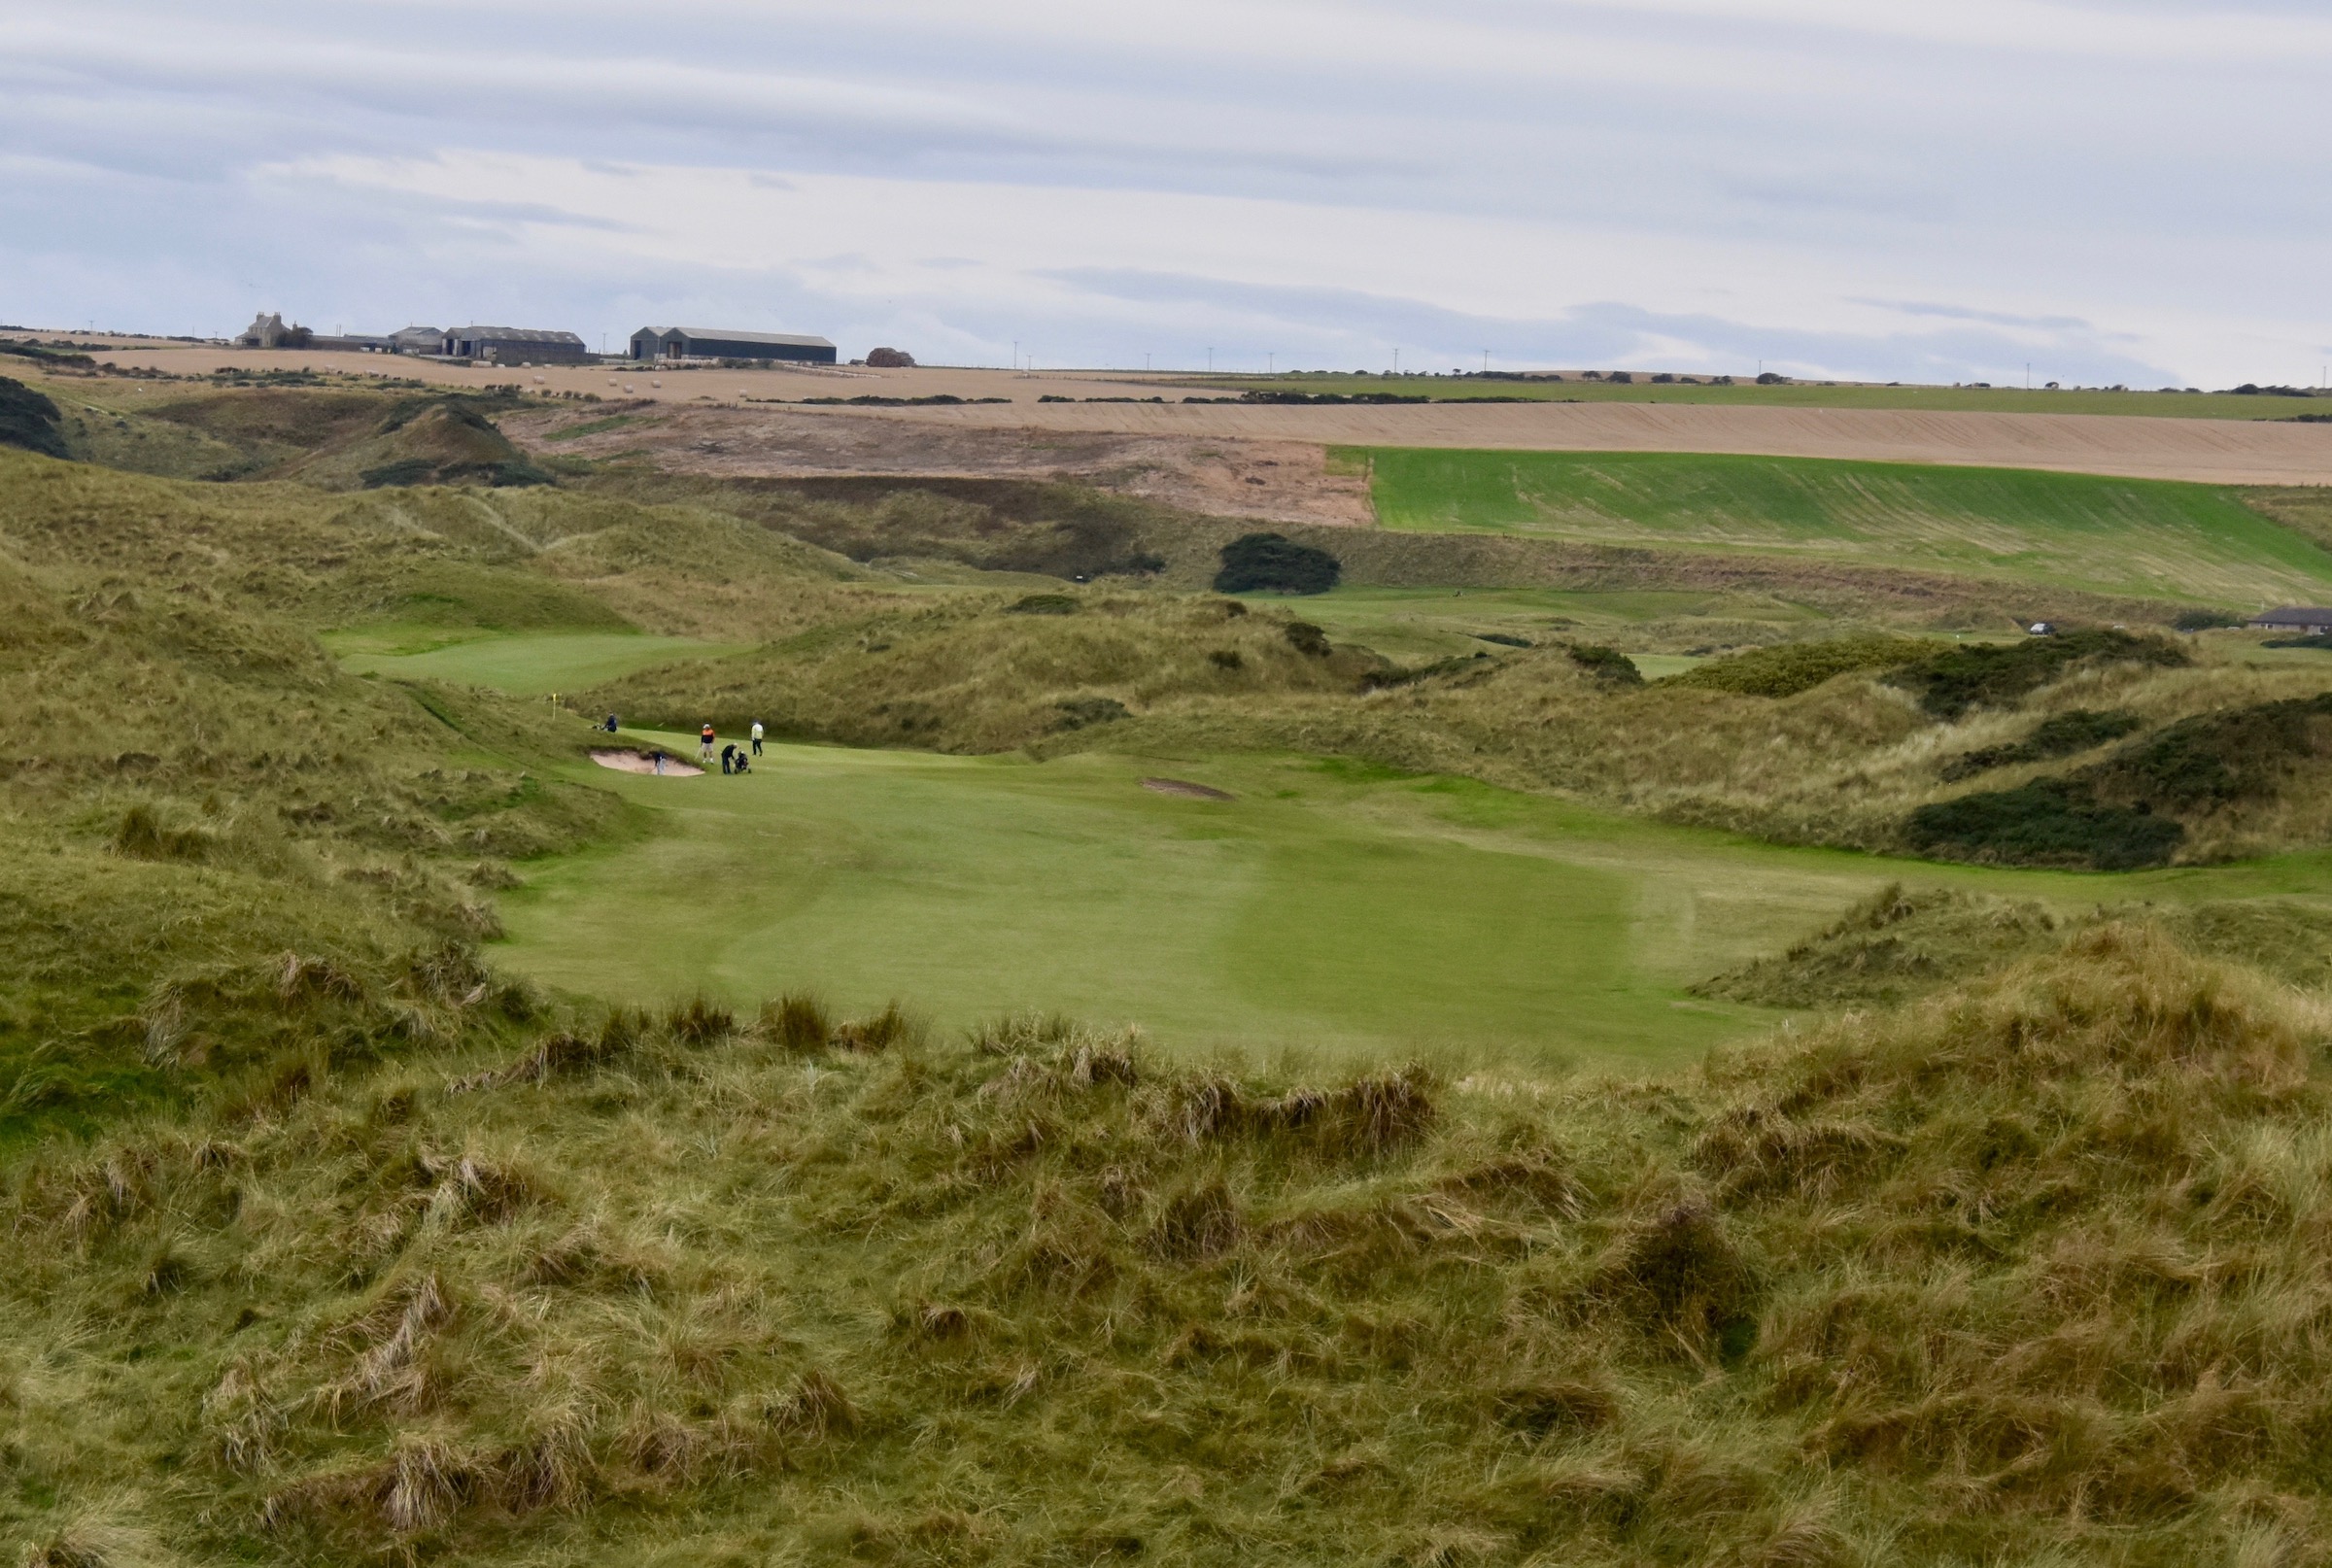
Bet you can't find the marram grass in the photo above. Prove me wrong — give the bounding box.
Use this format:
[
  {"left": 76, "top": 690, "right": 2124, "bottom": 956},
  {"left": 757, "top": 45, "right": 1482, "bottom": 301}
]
[{"left": 9, "top": 925, "right": 2332, "bottom": 1565}]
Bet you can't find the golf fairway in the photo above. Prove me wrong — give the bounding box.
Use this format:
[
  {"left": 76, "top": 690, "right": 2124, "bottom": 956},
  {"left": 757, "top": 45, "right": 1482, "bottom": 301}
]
[{"left": 495, "top": 735, "right": 2313, "bottom": 1071}]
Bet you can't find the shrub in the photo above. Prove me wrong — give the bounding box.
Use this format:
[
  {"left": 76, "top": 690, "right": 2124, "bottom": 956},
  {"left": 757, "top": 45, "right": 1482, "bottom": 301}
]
[
  {"left": 2089, "top": 692, "right": 2332, "bottom": 809},
  {"left": 865, "top": 347, "right": 915, "bottom": 367},
  {"left": 1938, "top": 708, "right": 2142, "bottom": 781},
  {"left": 0, "top": 374, "right": 68, "bottom": 459},
  {"left": 2172, "top": 608, "right": 2243, "bottom": 631},
  {"left": 1052, "top": 697, "right": 1128, "bottom": 731},
  {"left": 1212, "top": 532, "right": 1341, "bottom": 596},
  {"left": 1284, "top": 622, "right": 1331, "bottom": 658},
  {"left": 1565, "top": 643, "right": 1643, "bottom": 687},
  {"left": 1668, "top": 635, "right": 1927, "bottom": 699},
  {"left": 1903, "top": 779, "right": 2183, "bottom": 869},
  {"left": 1006, "top": 594, "right": 1078, "bottom": 616},
  {"left": 1884, "top": 630, "right": 2187, "bottom": 720}
]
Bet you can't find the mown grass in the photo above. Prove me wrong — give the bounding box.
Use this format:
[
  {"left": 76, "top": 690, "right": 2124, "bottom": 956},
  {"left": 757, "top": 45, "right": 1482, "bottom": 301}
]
[
  {"left": 1353, "top": 447, "right": 2332, "bottom": 605},
  {"left": 497, "top": 742, "right": 1790, "bottom": 1069},
  {"left": 12, "top": 925, "right": 2332, "bottom": 1564},
  {"left": 328, "top": 631, "right": 752, "bottom": 695}
]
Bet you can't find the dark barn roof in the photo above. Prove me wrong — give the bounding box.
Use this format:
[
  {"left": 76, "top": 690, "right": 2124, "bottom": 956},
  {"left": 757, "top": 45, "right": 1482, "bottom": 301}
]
[
  {"left": 673, "top": 327, "right": 833, "bottom": 349},
  {"left": 2251, "top": 606, "right": 2332, "bottom": 627},
  {"left": 450, "top": 325, "right": 587, "bottom": 347}
]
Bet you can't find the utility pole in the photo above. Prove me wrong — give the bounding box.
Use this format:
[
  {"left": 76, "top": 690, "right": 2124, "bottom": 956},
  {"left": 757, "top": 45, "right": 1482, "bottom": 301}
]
[
  {"left": 2026, "top": 362, "right": 2032, "bottom": 391},
  {"left": 1268, "top": 353, "right": 1274, "bottom": 374},
  {"left": 1483, "top": 350, "right": 1490, "bottom": 373},
  {"left": 1393, "top": 348, "right": 1400, "bottom": 375},
  {"left": 1207, "top": 347, "right": 1214, "bottom": 372}
]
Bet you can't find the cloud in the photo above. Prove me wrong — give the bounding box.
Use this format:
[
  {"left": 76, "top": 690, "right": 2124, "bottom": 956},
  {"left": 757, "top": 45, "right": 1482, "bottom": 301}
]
[{"left": 0, "top": 1, "right": 2323, "bottom": 384}]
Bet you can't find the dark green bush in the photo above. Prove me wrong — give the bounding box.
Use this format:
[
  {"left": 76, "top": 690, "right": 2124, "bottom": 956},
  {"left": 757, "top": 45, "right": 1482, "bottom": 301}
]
[
  {"left": 2172, "top": 608, "right": 2243, "bottom": 631},
  {"left": 0, "top": 375, "right": 67, "bottom": 460},
  {"left": 2089, "top": 693, "right": 2332, "bottom": 809},
  {"left": 1284, "top": 622, "right": 1331, "bottom": 657},
  {"left": 1565, "top": 643, "right": 1644, "bottom": 687},
  {"left": 1939, "top": 709, "right": 2143, "bottom": 781},
  {"left": 1904, "top": 780, "right": 2183, "bottom": 869},
  {"left": 1007, "top": 594, "right": 1079, "bottom": 616},
  {"left": 1213, "top": 532, "right": 1341, "bottom": 596},
  {"left": 1884, "top": 630, "right": 2188, "bottom": 720},
  {"left": 1668, "top": 634, "right": 1928, "bottom": 698}
]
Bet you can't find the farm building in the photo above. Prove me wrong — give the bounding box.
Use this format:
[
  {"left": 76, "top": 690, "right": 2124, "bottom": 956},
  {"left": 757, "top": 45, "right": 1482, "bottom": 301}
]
[
  {"left": 440, "top": 325, "right": 592, "bottom": 364},
  {"left": 628, "top": 327, "right": 837, "bottom": 364},
  {"left": 2251, "top": 606, "right": 2332, "bottom": 635},
  {"left": 389, "top": 325, "right": 443, "bottom": 357},
  {"left": 235, "top": 312, "right": 309, "bottom": 349}
]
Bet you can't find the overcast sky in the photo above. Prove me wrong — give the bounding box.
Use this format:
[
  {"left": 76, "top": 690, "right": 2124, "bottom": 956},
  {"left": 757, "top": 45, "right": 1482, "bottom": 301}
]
[{"left": 3, "top": 0, "right": 2326, "bottom": 385}]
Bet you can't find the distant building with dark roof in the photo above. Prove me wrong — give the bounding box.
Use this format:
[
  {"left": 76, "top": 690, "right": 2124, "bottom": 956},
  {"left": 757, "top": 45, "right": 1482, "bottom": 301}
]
[
  {"left": 389, "top": 325, "right": 443, "bottom": 357},
  {"left": 629, "top": 327, "right": 837, "bottom": 364},
  {"left": 2251, "top": 606, "right": 2332, "bottom": 635},
  {"left": 441, "top": 325, "right": 592, "bottom": 364}
]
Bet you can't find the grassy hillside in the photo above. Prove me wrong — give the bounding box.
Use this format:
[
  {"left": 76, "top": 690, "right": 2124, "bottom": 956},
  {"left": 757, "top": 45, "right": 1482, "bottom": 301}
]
[
  {"left": 580, "top": 470, "right": 2212, "bottom": 632},
  {"left": 1353, "top": 448, "right": 2332, "bottom": 606},
  {"left": 13, "top": 927, "right": 2332, "bottom": 1565},
  {"left": 15, "top": 379, "right": 2332, "bottom": 1564}
]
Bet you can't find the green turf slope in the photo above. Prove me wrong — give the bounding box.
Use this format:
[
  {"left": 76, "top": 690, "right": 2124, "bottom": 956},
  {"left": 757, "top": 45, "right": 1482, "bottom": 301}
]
[
  {"left": 1353, "top": 448, "right": 2332, "bottom": 605},
  {"left": 496, "top": 737, "right": 2328, "bottom": 1071},
  {"left": 328, "top": 630, "right": 751, "bottom": 694}
]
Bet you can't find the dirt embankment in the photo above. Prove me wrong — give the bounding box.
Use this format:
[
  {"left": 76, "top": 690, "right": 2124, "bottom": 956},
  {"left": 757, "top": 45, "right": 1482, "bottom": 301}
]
[{"left": 503, "top": 404, "right": 1377, "bottom": 528}]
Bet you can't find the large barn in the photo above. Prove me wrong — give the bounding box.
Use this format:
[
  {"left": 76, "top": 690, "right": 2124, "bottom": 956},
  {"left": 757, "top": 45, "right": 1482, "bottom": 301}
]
[
  {"left": 440, "top": 325, "right": 592, "bottom": 364},
  {"left": 628, "top": 327, "right": 837, "bottom": 364},
  {"left": 2251, "top": 606, "right": 2332, "bottom": 635}
]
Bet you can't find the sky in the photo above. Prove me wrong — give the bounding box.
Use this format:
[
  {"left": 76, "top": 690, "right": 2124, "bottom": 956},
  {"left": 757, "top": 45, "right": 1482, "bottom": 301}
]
[{"left": 2, "top": 0, "right": 2327, "bottom": 386}]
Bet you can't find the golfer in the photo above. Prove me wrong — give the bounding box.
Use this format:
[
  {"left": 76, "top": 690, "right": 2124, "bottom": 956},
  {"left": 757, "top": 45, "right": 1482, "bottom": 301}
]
[
  {"left": 700, "top": 723, "right": 716, "bottom": 766},
  {"left": 751, "top": 719, "right": 765, "bottom": 757}
]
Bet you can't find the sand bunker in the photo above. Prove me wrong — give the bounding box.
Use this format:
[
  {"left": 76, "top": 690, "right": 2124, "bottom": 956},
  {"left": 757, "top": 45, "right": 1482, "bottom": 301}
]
[
  {"left": 1142, "top": 777, "right": 1235, "bottom": 801},
  {"left": 591, "top": 748, "right": 704, "bottom": 777}
]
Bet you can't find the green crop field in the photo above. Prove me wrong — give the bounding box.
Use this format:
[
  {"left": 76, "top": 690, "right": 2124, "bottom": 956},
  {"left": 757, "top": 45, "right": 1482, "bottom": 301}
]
[
  {"left": 1351, "top": 447, "right": 2332, "bottom": 604},
  {"left": 328, "top": 630, "right": 750, "bottom": 693},
  {"left": 1208, "top": 372, "right": 2330, "bottom": 420}
]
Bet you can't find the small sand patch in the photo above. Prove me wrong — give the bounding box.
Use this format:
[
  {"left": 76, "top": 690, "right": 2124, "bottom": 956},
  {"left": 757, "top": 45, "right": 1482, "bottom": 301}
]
[
  {"left": 592, "top": 748, "right": 704, "bottom": 777},
  {"left": 1142, "top": 777, "right": 1235, "bottom": 801}
]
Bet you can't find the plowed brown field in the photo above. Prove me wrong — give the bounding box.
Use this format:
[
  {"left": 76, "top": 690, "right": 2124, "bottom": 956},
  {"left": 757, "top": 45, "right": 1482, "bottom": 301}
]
[{"left": 75, "top": 345, "right": 2332, "bottom": 486}]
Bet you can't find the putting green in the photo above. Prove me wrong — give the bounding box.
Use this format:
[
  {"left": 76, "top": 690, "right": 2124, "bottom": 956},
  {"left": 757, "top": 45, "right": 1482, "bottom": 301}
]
[
  {"left": 329, "top": 631, "right": 749, "bottom": 695},
  {"left": 497, "top": 736, "right": 2319, "bottom": 1072}
]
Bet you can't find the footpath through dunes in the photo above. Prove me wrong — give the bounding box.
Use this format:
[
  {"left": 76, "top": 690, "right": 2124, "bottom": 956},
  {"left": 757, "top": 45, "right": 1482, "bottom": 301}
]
[{"left": 521, "top": 394, "right": 2332, "bottom": 489}]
